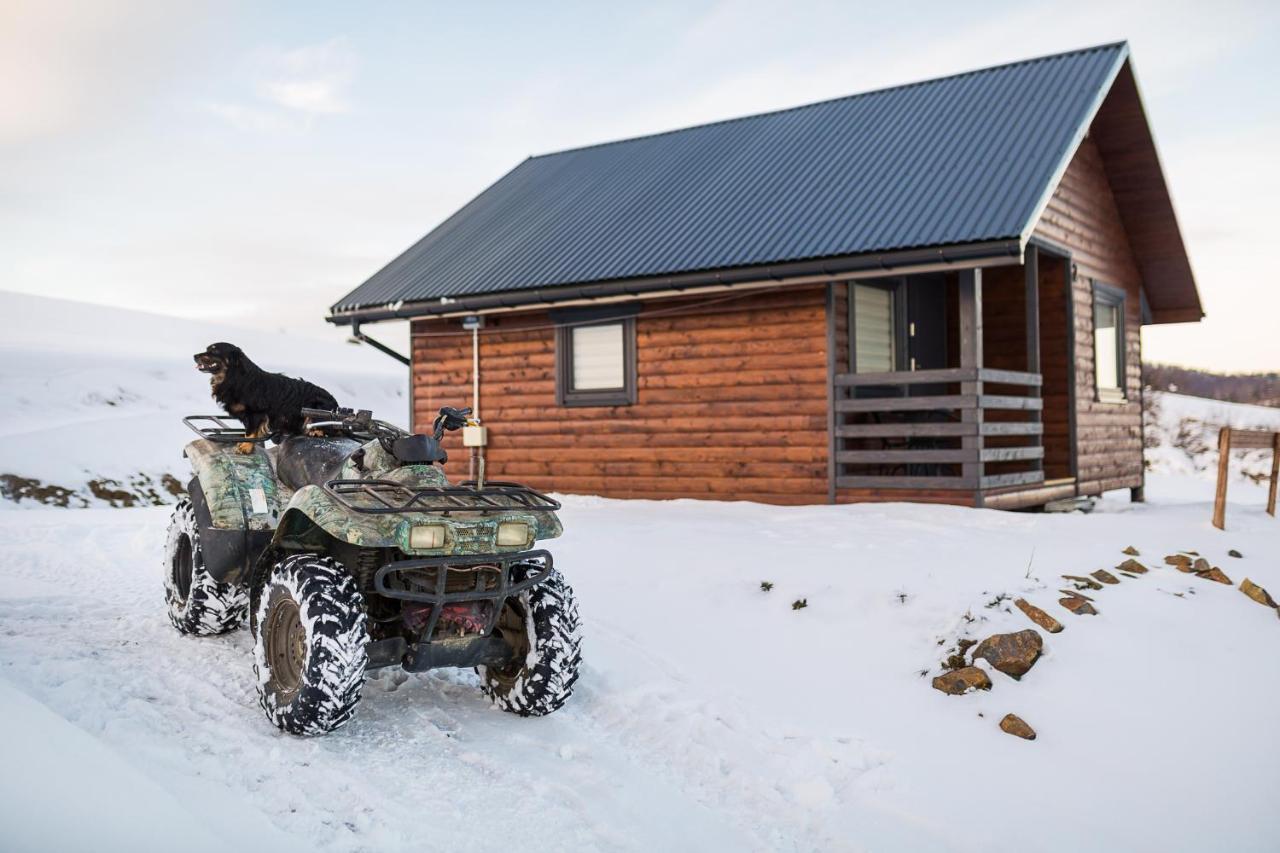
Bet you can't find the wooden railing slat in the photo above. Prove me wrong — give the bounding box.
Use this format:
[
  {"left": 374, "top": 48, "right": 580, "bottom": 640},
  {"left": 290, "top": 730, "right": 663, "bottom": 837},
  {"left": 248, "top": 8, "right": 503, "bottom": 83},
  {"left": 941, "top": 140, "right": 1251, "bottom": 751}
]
[
  {"left": 836, "top": 394, "right": 976, "bottom": 413},
  {"left": 838, "top": 449, "right": 975, "bottom": 464}
]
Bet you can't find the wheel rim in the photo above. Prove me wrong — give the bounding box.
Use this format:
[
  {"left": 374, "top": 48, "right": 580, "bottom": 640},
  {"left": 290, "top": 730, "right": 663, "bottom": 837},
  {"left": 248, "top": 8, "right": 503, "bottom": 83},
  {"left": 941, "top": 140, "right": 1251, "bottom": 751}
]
[
  {"left": 171, "top": 534, "right": 193, "bottom": 604},
  {"left": 489, "top": 597, "right": 532, "bottom": 688},
  {"left": 265, "top": 595, "right": 307, "bottom": 701}
]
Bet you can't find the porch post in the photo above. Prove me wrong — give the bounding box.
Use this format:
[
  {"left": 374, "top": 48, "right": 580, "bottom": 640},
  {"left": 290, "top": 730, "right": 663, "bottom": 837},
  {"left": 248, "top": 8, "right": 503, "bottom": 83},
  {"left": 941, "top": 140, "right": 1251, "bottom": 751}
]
[
  {"left": 1025, "top": 245, "right": 1041, "bottom": 373},
  {"left": 958, "top": 268, "right": 984, "bottom": 497}
]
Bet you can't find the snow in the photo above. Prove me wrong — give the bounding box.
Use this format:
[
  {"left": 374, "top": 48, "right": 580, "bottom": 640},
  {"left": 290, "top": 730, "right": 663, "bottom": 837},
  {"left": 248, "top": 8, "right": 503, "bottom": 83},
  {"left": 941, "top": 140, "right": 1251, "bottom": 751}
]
[
  {"left": 0, "top": 290, "right": 406, "bottom": 506},
  {"left": 1, "top": 295, "right": 1279, "bottom": 851}
]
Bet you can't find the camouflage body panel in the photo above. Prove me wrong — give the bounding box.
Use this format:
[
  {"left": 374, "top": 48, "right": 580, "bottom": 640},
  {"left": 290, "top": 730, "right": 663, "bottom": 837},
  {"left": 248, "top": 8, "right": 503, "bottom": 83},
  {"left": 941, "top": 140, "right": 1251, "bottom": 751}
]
[
  {"left": 272, "top": 437, "right": 562, "bottom": 556},
  {"left": 183, "top": 439, "right": 290, "bottom": 531}
]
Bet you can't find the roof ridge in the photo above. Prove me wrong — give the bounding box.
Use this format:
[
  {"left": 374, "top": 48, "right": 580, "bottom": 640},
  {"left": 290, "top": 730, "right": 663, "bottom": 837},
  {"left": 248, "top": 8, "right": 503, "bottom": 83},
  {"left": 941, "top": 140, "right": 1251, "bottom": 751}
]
[{"left": 530, "top": 41, "right": 1129, "bottom": 160}]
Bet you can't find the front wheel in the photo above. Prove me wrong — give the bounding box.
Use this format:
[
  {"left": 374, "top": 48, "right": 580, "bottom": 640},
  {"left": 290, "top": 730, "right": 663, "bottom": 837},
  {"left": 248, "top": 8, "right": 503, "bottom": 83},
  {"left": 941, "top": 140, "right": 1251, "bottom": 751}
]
[
  {"left": 163, "top": 500, "right": 247, "bottom": 635},
  {"left": 480, "top": 565, "right": 582, "bottom": 716},
  {"left": 253, "top": 554, "right": 368, "bottom": 736}
]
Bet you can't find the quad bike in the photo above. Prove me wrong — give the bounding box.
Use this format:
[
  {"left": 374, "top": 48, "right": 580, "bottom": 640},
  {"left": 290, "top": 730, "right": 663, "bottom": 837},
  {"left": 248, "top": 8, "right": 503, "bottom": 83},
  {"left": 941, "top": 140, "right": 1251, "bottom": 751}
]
[{"left": 162, "top": 405, "right": 581, "bottom": 735}]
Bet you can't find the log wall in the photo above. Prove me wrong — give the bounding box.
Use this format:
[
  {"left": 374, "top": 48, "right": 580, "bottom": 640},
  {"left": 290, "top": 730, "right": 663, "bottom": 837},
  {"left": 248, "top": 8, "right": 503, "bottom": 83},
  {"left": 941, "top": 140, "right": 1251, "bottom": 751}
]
[
  {"left": 410, "top": 287, "right": 831, "bottom": 504},
  {"left": 1033, "top": 134, "right": 1145, "bottom": 495}
]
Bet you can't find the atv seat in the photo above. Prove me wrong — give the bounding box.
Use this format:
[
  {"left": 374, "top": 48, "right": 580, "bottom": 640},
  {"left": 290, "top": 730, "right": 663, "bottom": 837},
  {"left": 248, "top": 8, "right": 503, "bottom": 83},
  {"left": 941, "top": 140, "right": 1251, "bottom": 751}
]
[{"left": 276, "top": 436, "right": 363, "bottom": 491}]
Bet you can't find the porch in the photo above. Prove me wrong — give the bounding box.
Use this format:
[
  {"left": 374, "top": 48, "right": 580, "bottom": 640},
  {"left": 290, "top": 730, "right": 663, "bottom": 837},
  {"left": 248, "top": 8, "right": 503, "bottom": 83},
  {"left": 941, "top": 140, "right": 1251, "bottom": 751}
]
[{"left": 829, "top": 247, "right": 1078, "bottom": 508}]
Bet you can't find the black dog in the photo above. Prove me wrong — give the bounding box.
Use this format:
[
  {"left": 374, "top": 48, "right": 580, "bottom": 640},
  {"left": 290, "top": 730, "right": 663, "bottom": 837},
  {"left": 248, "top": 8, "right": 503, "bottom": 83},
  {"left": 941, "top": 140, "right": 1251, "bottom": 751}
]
[{"left": 193, "top": 342, "right": 339, "bottom": 453}]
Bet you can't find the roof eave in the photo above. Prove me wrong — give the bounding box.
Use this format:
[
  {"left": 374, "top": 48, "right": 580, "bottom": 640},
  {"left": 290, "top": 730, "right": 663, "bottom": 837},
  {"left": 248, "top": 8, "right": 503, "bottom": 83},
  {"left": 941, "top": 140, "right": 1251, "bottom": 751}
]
[{"left": 327, "top": 239, "right": 1022, "bottom": 325}]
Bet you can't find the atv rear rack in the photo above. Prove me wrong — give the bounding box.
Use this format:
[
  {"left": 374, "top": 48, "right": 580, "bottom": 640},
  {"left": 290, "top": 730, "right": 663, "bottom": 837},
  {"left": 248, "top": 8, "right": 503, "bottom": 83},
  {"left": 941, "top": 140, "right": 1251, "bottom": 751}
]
[
  {"left": 324, "top": 478, "right": 561, "bottom": 514},
  {"left": 182, "top": 414, "right": 272, "bottom": 445}
]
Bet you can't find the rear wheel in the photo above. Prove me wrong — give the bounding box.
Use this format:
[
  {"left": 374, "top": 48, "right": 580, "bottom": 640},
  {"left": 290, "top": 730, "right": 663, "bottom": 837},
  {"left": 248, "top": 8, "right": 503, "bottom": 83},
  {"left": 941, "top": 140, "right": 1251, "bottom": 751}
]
[
  {"left": 480, "top": 564, "right": 582, "bottom": 716},
  {"left": 163, "top": 500, "right": 247, "bottom": 635},
  {"left": 253, "top": 554, "right": 368, "bottom": 736}
]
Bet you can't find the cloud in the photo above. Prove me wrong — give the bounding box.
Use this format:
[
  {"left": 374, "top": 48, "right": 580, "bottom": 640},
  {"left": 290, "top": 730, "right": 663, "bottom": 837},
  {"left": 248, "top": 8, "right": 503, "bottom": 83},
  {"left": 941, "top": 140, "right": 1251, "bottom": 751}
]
[
  {"left": 256, "top": 38, "right": 356, "bottom": 115},
  {"left": 206, "top": 37, "right": 356, "bottom": 132}
]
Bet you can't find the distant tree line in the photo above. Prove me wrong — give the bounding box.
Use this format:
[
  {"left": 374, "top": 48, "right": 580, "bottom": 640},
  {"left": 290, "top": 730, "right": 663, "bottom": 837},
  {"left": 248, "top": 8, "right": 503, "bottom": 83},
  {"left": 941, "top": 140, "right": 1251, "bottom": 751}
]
[{"left": 1143, "top": 363, "right": 1280, "bottom": 407}]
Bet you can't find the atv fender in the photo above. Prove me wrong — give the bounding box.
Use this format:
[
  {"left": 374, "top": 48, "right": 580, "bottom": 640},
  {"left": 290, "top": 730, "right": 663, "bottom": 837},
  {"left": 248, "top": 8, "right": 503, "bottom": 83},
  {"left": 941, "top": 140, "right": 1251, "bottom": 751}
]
[
  {"left": 184, "top": 439, "right": 286, "bottom": 583},
  {"left": 271, "top": 485, "right": 407, "bottom": 551}
]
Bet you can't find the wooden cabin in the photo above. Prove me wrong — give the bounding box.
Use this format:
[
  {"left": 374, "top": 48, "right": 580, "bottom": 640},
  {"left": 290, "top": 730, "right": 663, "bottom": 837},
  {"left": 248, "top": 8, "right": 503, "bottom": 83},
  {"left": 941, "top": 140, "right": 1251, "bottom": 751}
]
[{"left": 330, "top": 42, "right": 1202, "bottom": 509}]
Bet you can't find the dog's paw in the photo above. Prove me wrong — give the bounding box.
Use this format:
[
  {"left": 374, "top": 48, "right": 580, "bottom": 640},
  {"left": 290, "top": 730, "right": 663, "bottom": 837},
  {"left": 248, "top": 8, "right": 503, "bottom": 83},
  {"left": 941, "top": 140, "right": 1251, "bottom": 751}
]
[{"left": 236, "top": 441, "right": 255, "bottom": 455}]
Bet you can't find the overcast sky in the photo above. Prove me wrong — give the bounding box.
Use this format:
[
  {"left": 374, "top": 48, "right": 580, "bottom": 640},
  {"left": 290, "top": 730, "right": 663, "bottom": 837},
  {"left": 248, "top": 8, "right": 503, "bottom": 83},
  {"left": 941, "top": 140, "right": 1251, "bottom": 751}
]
[{"left": 2, "top": 0, "right": 1277, "bottom": 372}]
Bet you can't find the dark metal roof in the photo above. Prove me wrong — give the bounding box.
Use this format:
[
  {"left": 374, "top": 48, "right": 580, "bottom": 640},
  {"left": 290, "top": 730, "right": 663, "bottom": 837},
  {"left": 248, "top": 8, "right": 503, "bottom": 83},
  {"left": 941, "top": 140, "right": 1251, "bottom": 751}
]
[{"left": 333, "top": 43, "right": 1130, "bottom": 317}]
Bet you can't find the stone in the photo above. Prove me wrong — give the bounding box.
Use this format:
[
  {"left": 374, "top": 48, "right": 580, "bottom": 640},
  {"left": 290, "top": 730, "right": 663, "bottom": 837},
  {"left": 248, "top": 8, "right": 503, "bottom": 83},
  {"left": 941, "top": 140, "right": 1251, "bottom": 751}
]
[
  {"left": 932, "top": 666, "right": 992, "bottom": 695},
  {"left": 999, "top": 713, "right": 1036, "bottom": 740},
  {"left": 1117, "top": 558, "right": 1148, "bottom": 574},
  {"left": 1165, "top": 555, "right": 1194, "bottom": 573},
  {"left": 1240, "top": 578, "right": 1279, "bottom": 609},
  {"left": 1195, "top": 566, "right": 1232, "bottom": 585},
  {"left": 1228, "top": 549, "right": 1243, "bottom": 559},
  {"left": 943, "top": 638, "right": 977, "bottom": 671},
  {"left": 1063, "top": 574, "right": 1103, "bottom": 591},
  {"left": 1193, "top": 557, "right": 1212, "bottom": 574},
  {"left": 1059, "top": 589, "right": 1094, "bottom": 601},
  {"left": 1015, "top": 598, "right": 1064, "bottom": 634},
  {"left": 1060, "top": 595, "right": 1098, "bottom": 616},
  {"left": 1091, "top": 570, "right": 1120, "bottom": 585},
  {"left": 1122, "top": 546, "right": 1140, "bottom": 556},
  {"left": 972, "top": 630, "right": 1043, "bottom": 680}
]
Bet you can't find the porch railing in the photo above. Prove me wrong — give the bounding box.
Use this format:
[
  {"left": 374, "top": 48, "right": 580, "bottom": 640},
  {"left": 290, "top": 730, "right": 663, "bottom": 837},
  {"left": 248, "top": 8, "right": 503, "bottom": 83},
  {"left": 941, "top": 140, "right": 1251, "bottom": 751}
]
[{"left": 832, "top": 367, "right": 1043, "bottom": 491}]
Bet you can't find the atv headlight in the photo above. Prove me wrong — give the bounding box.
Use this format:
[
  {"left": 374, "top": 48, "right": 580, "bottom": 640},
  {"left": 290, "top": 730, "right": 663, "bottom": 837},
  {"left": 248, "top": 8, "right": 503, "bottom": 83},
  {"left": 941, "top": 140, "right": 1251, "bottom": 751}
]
[
  {"left": 495, "top": 521, "right": 530, "bottom": 547},
  {"left": 409, "top": 524, "right": 447, "bottom": 549}
]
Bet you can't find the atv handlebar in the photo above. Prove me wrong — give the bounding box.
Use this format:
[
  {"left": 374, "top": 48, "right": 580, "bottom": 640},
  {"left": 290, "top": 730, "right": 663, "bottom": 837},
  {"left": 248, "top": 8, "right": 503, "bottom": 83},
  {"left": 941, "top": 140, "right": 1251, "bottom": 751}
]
[{"left": 301, "top": 406, "right": 473, "bottom": 443}]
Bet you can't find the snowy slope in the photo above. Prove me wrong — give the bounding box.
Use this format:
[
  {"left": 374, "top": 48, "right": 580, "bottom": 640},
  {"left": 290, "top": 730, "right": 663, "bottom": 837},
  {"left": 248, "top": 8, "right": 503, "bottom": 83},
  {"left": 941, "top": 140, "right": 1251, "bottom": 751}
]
[
  {"left": 1, "top": 296, "right": 1278, "bottom": 851},
  {"left": 0, "top": 291, "right": 408, "bottom": 507},
  {"left": 1146, "top": 389, "right": 1280, "bottom": 483}
]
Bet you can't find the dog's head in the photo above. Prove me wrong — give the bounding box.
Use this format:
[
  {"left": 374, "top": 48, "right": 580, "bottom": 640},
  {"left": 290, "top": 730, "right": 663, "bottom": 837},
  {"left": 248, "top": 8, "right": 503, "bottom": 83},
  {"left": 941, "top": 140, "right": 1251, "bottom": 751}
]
[{"left": 193, "top": 342, "right": 243, "bottom": 378}]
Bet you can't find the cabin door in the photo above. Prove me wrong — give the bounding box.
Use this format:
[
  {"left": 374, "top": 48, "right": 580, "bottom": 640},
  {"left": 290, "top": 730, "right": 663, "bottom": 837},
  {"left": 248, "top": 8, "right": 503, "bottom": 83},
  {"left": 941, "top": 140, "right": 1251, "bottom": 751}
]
[{"left": 905, "top": 273, "right": 947, "bottom": 372}]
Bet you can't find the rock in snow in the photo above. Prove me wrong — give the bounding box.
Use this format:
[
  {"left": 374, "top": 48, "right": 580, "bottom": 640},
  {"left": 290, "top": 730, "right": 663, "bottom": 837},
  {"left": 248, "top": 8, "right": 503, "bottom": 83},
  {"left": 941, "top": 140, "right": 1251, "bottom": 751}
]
[
  {"left": 1196, "top": 566, "right": 1233, "bottom": 585},
  {"left": 1240, "top": 578, "right": 1278, "bottom": 609},
  {"left": 1091, "top": 570, "right": 1121, "bottom": 585},
  {"left": 972, "top": 630, "right": 1043, "bottom": 680},
  {"left": 999, "top": 714, "right": 1037, "bottom": 740},
  {"left": 1015, "top": 598, "right": 1064, "bottom": 634},
  {"left": 1117, "top": 558, "right": 1149, "bottom": 574},
  {"left": 1063, "top": 574, "right": 1104, "bottom": 591},
  {"left": 932, "top": 667, "right": 992, "bottom": 695},
  {"left": 1060, "top": 595, "right": 1099, "bottom": 616},
  {"left": 1166, "top": 554, "right": 1195, "bottom": 573}
]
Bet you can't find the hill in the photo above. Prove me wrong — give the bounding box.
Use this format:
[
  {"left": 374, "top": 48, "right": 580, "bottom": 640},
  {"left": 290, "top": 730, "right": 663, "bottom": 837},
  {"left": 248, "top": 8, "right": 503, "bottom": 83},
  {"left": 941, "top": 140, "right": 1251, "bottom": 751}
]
[{"left": 0, "top": 291, "right": 408, "bottom": 507}]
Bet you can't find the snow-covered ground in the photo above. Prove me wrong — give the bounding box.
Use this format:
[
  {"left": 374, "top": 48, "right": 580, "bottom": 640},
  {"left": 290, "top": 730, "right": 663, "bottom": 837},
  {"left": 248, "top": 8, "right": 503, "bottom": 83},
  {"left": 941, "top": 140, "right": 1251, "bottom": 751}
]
[{"left": 2, "top": 295, "right": 1278, "bottom": 852}]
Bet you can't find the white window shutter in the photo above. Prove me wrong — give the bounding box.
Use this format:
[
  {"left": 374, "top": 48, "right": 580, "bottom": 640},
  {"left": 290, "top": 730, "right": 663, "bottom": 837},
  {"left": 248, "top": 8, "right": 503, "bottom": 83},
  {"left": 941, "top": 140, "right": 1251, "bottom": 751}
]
[
  {"left": 571, "top": 323, "right": 625, "bottom": 390},
  {"left": 854, "top": 284, "right": 895, "bottom": 373}
]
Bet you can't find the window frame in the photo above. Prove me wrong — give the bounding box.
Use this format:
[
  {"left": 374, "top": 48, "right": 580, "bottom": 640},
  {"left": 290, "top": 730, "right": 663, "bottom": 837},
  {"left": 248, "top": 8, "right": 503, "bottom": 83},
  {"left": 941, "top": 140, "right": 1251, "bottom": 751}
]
[
  {"left": 554, "top": 315, "right": 637, "bottom": 408},
  {"left": 1091, "top": 281, "right": 1127, "bottom": 404}
]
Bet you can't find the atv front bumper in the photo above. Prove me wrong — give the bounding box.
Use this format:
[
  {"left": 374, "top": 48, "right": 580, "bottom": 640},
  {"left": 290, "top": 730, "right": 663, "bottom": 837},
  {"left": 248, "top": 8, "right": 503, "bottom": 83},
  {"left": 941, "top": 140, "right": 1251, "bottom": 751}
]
[{"left": 365, "top": 549, "right": 553, "bottom": 672}]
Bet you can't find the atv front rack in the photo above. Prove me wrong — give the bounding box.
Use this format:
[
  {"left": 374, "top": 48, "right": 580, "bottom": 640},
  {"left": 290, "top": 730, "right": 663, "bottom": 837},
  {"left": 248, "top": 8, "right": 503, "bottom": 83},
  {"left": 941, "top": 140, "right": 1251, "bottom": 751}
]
[
  {"left": 374, "top": 549, "right": 553, "bottom": 642},
  {"left": 324, "top": 479, "right": 561, "bottom": 514},
  {"left": 183, "top": 414, "right": 272, "bottom": 445}
]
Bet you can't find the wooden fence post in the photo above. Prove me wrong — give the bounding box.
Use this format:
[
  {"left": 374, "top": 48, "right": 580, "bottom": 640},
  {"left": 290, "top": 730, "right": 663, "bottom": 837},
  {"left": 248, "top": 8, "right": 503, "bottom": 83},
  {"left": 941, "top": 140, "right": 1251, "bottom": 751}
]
[
  {"left": 1212, "top": 427, "right": 1231, "bottom": 530},
  {"left": 1269, "top": 434, "right": 1279, "bottom": 517}
]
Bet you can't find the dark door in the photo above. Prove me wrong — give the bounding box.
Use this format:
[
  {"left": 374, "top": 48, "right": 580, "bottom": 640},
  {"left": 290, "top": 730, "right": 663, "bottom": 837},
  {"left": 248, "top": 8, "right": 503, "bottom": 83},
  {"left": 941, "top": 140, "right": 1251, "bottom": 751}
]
[{"left": 906, "top": 273, "right": 948, "bottom": 372}]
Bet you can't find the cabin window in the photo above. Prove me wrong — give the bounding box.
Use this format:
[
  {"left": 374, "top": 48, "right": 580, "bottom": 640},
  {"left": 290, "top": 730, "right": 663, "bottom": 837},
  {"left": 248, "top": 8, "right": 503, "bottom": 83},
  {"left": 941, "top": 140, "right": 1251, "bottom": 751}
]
[
  {"left": 555, "top": 318, "right": 637, "bottom": 407},
  {"left": 853, "top": 282, "right": 900, "bottom": 373},
  {"left": 1092, "top": 283, "right": 1126, "bottom": 402}
]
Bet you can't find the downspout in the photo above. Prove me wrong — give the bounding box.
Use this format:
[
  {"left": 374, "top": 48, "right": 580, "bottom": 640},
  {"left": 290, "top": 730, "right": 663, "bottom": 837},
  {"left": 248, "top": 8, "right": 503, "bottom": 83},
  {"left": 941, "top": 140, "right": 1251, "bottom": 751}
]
[
  {"left": 349, "top": 320, "right": 412, "bottom": 427},
  {"left": 350, "top": 321, "right": 410, "bottom": 366}
]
